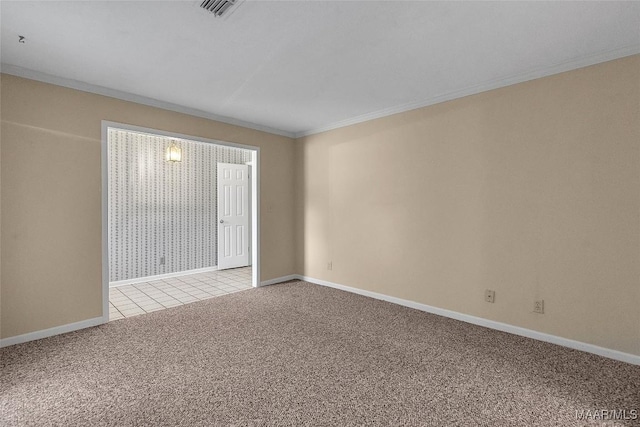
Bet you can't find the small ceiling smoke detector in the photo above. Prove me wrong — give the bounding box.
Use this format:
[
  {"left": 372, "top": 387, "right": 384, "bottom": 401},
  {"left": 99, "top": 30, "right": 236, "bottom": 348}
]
[{"left": 200, "top": 0, "right": 241, "bottom": 18}]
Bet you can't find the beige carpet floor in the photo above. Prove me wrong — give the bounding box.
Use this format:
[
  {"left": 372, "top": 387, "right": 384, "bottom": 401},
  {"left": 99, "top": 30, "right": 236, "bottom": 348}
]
[{"left": 1, "top": 280, "right": 639, "bottom": 426}]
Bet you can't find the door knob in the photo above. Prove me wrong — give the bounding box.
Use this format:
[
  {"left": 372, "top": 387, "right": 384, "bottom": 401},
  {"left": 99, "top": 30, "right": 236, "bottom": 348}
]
[{"left": 220, "top": 219, "right": 224, "bottom": 223}]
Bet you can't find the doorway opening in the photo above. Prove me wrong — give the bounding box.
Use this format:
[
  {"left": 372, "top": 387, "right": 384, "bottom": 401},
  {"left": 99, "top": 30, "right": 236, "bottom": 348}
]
[{"left": 101, "top": 122, "right": 260, "bottom": 321}]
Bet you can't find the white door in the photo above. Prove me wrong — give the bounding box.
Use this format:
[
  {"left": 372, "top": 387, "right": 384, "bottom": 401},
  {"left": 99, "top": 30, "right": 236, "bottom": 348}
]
[{"left": 217, "top": 163, "right": 250, "bottom": 270}]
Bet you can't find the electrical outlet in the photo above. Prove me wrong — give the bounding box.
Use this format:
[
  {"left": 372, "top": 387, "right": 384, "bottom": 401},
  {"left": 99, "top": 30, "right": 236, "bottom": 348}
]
[
  {"left": 327, "top": 261, "right": 332, "bottom": 271},
  {"left": 534, "top": 300, "right": 544, "bottom": 314},
  {"left": 485, "top": 290, "right": 495, "bottom": 303},
  {"left": 160, "top": 256, "right": 165, "bottom": 265}
]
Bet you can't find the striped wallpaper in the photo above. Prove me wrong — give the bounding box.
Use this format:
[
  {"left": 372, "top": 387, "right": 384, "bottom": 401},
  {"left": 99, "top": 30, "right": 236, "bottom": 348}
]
[{"left": 108, "top": 128, "right": 251, "bottom": 282}]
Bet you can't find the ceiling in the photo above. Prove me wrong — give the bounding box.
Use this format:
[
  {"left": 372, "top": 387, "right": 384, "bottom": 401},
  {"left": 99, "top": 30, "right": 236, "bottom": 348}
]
[{"left": 1, "top": 1, "right": 639, "bottom": 137}]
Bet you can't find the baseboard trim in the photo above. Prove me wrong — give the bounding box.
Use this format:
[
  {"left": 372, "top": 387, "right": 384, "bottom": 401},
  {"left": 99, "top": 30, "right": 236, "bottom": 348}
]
[
  {"left": 0, "top": 316, "right": 107, "bottom": 349},
  {"left": 110, "top": 266, "right": 219, "bottom": 287},
  {"left": 295, "top": 275, "right": 640, "bottom": 366},
  {"left": 5, "top": 276, "right": 636, "bottom": 365},
  {"left": 260, "top": 274, "right": 298, "bottom": 287}
]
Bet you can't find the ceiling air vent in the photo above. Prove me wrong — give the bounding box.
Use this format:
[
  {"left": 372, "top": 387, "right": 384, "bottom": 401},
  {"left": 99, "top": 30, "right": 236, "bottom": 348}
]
[{"left": 200, "top": 0, "right": 239, "bottom": 17}]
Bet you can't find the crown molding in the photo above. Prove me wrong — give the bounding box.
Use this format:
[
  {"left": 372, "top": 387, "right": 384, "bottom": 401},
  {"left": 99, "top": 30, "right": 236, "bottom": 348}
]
[
  {"left": 295, "top": 44, "right": 640, "bottom": 138},
  {"left": 0, "top": 63, "right": 296, "bottom": 139},
  {"left": 3, "top": 44, "right": 638, "bottom": 141}
]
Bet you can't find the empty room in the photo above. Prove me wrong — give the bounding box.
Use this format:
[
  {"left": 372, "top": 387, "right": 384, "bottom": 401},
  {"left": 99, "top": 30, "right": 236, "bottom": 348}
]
[{"left": 1, "top": 1, "right": 639, "bottom": 426}]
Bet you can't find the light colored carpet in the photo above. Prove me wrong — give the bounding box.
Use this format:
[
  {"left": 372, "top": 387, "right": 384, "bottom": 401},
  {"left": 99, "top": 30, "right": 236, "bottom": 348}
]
[{"left": 1, "top": 280, "right": 638, "bottom": 426}]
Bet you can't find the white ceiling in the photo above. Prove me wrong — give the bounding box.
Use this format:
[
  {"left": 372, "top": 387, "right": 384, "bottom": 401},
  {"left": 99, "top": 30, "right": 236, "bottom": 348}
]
[{"left": 1, "top": 1, "right": 639, "bottom": 137}]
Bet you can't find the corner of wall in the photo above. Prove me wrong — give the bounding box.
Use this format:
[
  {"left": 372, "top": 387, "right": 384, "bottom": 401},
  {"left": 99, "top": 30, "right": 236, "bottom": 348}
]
[{"left": 292, "top": 138, "right": 304, "bottom": 276}]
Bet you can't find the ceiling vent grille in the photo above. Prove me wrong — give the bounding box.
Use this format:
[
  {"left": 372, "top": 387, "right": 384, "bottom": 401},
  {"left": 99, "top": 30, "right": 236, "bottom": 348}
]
[{"left": 200, "top": 0, "right": 238, "bottom": 17}]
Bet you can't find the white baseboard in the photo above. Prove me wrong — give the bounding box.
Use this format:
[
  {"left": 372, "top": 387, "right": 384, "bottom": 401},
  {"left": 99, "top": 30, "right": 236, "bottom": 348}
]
[
  {"left": 260, "top": 274, "right": 298, "bottom": 287},
  {"left": 0, "top": 316, "right": 107, "bottom": 348},
  {"left": 0, "top": 272, "right": 290, "bottom": 348},
  {"left": 110, "top": 266, "right": 219, "bottom": 287},
  {"left": 295, "top": 275, "right": 640, "bottom": 366},
  {"left": 5, "top": 275, "right": 637, "bottom": 365}
]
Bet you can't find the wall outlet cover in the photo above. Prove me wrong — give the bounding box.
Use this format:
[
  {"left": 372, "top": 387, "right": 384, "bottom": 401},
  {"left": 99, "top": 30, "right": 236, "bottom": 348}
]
[{"left": 485, "top": 289, "right": 495, "bottom": 303}]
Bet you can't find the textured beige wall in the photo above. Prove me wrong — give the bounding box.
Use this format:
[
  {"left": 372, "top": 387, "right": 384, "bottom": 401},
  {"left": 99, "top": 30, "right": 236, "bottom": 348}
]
[
  {"left": 0, "top": 74, "right": 296, "bottom": 339},
  {"left": 295, "top": 55, "right": 640, "bottom": 356}
]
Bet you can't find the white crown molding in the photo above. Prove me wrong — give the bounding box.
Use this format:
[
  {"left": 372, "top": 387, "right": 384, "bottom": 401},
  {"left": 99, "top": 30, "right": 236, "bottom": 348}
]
[
  {"left": 0, "top": 63, "right": 296, "bottom": 139},
  {"left": 295, "top": 44, "right": 640, "bottom": 138},
  {"left": 295, "top": 275, "right": 640, "bottom": 366},
  {"left": 3, "top": 45, "right": 638, "bottom": 141}
]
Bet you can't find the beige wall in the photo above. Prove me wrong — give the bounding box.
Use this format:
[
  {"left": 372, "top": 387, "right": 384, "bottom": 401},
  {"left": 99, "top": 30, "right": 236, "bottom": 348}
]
[
  {"left": 2, "top": 56, "right": 639, "bottom": 356},
  {"left": 0, "top": 74, "right": 296, "bottom": 339},
  {"left": 295, "top": 55, "right": 640, "bottom": 356}
]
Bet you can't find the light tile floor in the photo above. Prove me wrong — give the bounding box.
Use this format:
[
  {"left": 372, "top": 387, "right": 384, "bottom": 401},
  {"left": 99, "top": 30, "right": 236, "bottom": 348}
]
[{"left": 109, "top": 267, "right": 252, "bottom": 321}]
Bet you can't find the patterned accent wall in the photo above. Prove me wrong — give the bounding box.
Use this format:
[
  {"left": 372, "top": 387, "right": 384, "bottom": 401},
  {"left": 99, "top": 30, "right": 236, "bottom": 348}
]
[{"left": 108, "top": 129, "right": 252, "bottom": 282}]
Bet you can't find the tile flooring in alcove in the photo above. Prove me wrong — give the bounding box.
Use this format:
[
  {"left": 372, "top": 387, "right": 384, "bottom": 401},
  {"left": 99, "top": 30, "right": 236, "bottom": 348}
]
[{"left": 109, "top": 267, "right": 252, "bottom": 320}]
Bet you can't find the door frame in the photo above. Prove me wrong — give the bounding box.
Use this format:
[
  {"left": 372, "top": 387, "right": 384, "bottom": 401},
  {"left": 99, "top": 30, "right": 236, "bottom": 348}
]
[{"left": 100, "top": 121, "right": 261, "bottom": 322}]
